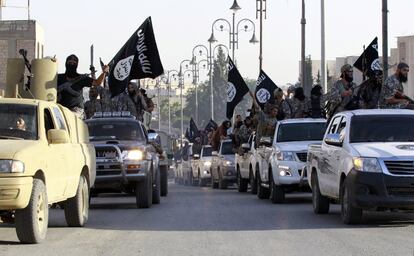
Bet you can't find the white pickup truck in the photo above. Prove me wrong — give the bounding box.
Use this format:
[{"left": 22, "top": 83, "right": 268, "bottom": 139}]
[
  {"left": 307, "top": 109, "right": 414, "bottom": 224},
  {"left": 191, "top": 145, "right": 213, "bottom": 187},
  {"left": 235, "top": 133, "right": 258, "bottom": 194}
]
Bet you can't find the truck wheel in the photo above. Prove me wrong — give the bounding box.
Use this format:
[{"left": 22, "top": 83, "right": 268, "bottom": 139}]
[
  {"left": 270, "top": 177, "right": 285, "bottom": 203},
  {"left": 160, "top": 166, "right": 168, "bottom": 197},
  {"left": 237, "top": 169, "right": 248, "bottom": 192},
  {"left": 64, "top": 175, "right": 89, "bottom": 227},
  {"left": 256, "top": 172, "right": 270, "bottom": 199},
  {"left": 136, "top": 171, "right": 153, "bottom": 209},
  {"left": 152, "top": 169, "right": 161, "bottom": 204},
  {"left": 250, "top": 170, "right": 257, "bottom": 194},
  {"left": 311, "top": 173, "right": 330, "bottom": 214},
  {"left": 218, "top": 169, "right": 227, "bottom": 189},
  {"left": 341, "top": 180, "right": 362, "bottom": 224},
  {"left": 15, "top": 179, "right": 48, "bottom": 244}
]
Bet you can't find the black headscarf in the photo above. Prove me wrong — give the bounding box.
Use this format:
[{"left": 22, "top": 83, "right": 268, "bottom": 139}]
[{"left": 65, "top": 54, "right": 79, "bottom": 78}]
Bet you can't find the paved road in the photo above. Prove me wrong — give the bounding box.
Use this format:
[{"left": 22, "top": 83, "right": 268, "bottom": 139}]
[{"left": 1, "top": 182, "right": 414, "bottom": 256}]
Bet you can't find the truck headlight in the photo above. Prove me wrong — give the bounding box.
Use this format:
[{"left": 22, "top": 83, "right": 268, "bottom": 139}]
[
  {"left": 224, "top": 161, "right": 233, "bottom": 166},
  {"left": 276, "top": 151, "right": 295, "bottom": 161},
  {"left": 204, "top": 161, "right": 212, "bottom": 167},
  {"left": 353, "top": 158, "right": 382, "bottom": 173},
  {"left": 0, "top": 160, "right": 25, "bottom": 173},
  {"left": 122, "top": 150, "right": 144, "bottom": 161}
]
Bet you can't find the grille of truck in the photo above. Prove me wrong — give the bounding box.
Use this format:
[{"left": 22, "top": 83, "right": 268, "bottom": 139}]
[
  {"left": 384, "top": 161, "right": 414, "bottom": 175},
  {"left": 387, "top": 187, "right": 414, "bottom": 197},
  {"left": 95, "top": 145, "right": 123, "bottom": 176},
  {"left": 296, "top": 152, "right": 307, "bottom": 162}
]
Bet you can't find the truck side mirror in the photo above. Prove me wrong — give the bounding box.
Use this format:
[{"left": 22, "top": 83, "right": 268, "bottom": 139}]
[
  {"left": 241, "top": 143, "right": 250, "bottom": 152},
  {"left": 193, "top": 154, "right": 200, "bottom": 159},
  {"left": 47, "top": 129, "right": 69, "bottom": 144},
  {"left": 324, "top": 134, "right": 343, "bottom": 147},
  {"left": 148, "top": 132, "right": 161, "bottom": 145},
  {"left": 212, "top": 151, "right": 218, "bottom": 156}
]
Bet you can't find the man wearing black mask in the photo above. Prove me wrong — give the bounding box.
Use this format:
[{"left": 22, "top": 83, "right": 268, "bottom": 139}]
[
  {"left": 327, "top": 64, "right": 359, "bottom": 116},
  {"left": 57, "top": 54, "right": 109, "bottom": 118},
  {"left": 381, "top": 62, "right": 412, "bottom": 109}
]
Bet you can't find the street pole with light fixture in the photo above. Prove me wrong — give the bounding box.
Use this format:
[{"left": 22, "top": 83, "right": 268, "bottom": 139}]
[
  {"left": 178, "top": 60, "right": 192, "bottom": 146},
  {"left": 165, "top": 70, "right": 179, "bottom": 135},
  {"left": 256, "top": 0, "right": 267, "bottom": 72},
  {"left": 210, "top": 0, "right": 259, "bottom": 65},
  {"left": 321, "top": 0, "right": 326, "bottom": 93},
  {"left": 301, "top": 0, "right": 307, "bottom": 95}
]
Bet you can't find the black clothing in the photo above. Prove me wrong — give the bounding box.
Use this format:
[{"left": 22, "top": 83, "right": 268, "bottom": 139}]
[{"left": 57, "top": 74, "right": 93, "bottom": 109}]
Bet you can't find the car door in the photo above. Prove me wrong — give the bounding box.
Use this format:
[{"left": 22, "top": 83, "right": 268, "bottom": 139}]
[
  {"left": 329, "top": 116, "right": 348, "bottom": 198},
  {"left": 319, "top": 115, "right": 342, "bottom": 197},
  {"left": 240, "top": 134, "right": 253, "bottom": 175},
  {"left": 43, "top": 107, "right": 68, "bottom": 199}
]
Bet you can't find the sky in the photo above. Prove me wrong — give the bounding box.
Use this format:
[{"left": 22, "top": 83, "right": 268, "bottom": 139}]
[{"left": 2, "top": 0, "right": 414, "bottom": 85}]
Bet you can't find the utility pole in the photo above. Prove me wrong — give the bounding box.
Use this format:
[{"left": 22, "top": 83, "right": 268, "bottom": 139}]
[
  {"left": 382, "top": 0, "right": 388, "bottom": 82},
  {"left": 256, "top": 0, "right": 266, "bottom": 72},
  {"left": 301, "top": 0, "right": 307, "bottom": 95},
  {"left": 321, "top": 0, "right": 326, "bottom": 92}
]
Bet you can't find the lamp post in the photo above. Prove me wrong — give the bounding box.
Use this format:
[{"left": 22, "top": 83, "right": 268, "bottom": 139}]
[
  {"left": 161, "top": 70, "right": 179, "bottom": 134},
  {"left": 210, "top": 0, "right": 259, "bottom": 64},
  {"left": 382, "top": 0, "right": 388, "bottom": 82},
  {"left": 256, "top": 0, "right": 267, "bottom": 71},
  {"left": 301, "top": 0, "right": 307, "bottom": 95},
  {"left": 178, "top": 60, "right": 192, "bottom": 146}
]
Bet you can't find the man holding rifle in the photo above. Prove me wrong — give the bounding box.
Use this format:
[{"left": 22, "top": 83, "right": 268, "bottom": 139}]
[{"left": 381, "top": 62, "right": 414, "bottom": 109}]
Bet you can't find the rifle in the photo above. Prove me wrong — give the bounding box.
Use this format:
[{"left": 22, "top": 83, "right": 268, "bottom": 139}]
[
  {"left": 90, "top": 44, "right": 96, "bottom": 80},
  {"left": 18, "top": 49, "right": 32, "bottom": 91}
]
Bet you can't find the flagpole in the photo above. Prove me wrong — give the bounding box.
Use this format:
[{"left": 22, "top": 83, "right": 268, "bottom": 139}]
[{"left": 301, "top": 0, "right": 307, "bottom": 95}]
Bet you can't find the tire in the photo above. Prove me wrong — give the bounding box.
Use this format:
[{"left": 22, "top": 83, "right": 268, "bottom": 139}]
[
  {"left": 237, "top": 169, "right": 248, "bottom": 193},
  {"left": 160, "top": 166, "right": 168, "bottom": 197},
  {"left": 270, "top": 179, "right": 285, "bottom": 204},
  {"left": 15, "top": 179, "right": 48, "bottom": 244},
  {"left": 250, "top": 170, "right": 257, "bottom": 194},
  {"left": 341, "top": 180, "right": 362, "bottom": 224},
  {"left": 64, "top": 175, "right": 89, "bottom": 227},
  {"left": 218, "top": 169, "right": 227, "bottom": 189},
  {"left": 311, "top": 173, "right": 330, "bottom": 214},
  {"left": 256, "top": 171, "right": 270, "bottom": 199},
  {"left": 136, "top": 171, "right": 153, "bottom": 209},
  {"left": 152, "top": 169, "right": 161, "bottom": 204}
]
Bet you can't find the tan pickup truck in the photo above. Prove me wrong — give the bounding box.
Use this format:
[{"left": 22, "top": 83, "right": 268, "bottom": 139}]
[{"left": 0, "top": 98, "right": 96, "bottom": 244}]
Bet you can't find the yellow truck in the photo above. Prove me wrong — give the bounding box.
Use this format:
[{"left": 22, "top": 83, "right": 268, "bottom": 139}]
[{"left": 0, "top": 98, "right": 96, "bottom": 244}]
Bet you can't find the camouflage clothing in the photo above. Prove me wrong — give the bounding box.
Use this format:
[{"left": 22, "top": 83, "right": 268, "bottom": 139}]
[
  {"left": 328, "top": 79, "right": 358, "bottom": 115},
  {"left": 111, "top": 92, "right": 138, "bottom": 118},
  {"left": 84, "top": 99, "right": 103, "bottom": 119},
  {"left": 381, "top": 74, "right": 406, "bottom": 109},
  {"left": 274, "top": 100, "right": 292, "bottom": 120},
  {"left": 358, "top": 78, "right": 382, "bottom": 109},
  {"left": 238, "top": 124, "right": 252, "bottom": 144},
  {"left": 291, "top": 97, "right": 310, "bottom": 118},
  {"left": 255, "top": 110, "right": 277, "bottom": 144}
]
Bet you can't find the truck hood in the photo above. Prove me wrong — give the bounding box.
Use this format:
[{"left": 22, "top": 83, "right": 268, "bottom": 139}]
[
  {"left": 221, "top": 155, "right": 235, "bottom": 163},
  {"left": 275, "top": 141, "right": 321, "bottom": 152},
  {"left": 352, "top": 142, "right": 414, "bottom": 158},
  {"left": 0, "top": 140, "right": 38, "bottom": 159}
]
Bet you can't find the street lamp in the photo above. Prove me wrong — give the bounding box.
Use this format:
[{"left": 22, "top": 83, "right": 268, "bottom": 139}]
[
  {"left": 161, "top": 70, "right": 179, "bottom": 135},
  {"left": 178, "top": 60, "right": 192, "bottom": 146},
  {"left": 256, "top": 0, "right": 267, "bottom": 71},
  {"left": 210, "top": 0, "right": 258, "bottom": 64}
]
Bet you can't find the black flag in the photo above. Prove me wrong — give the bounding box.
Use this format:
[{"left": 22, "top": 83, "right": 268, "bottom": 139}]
[
  {"left": 108, "top": 17, "right": 164, "bottom": 97},
  {"left": 226, "top": 57, "right": 250, "bottom": 119},
  {"left": 205, "top": 119, "right": 218, "bottom": 131},
  {"left": 354, "top": 37, "right": 381, "bottom": 78},
  {"left": 255, "top": 70, "right": 278, "bottom": 109},
  {"left": 189, "top": 118, "right": 200, "bottom": 141}
]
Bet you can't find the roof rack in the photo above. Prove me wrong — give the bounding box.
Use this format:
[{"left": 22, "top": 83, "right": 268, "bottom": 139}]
[{"left": 91, "top": 111, "right": 136, "bottom": 119}]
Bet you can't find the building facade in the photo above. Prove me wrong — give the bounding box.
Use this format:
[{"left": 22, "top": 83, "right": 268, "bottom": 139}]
[{"left": 0, "top": 20, "right": 44, "bottom": 93}]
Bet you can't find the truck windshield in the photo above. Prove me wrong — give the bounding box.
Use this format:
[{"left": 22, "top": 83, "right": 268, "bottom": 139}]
[
  {"left": 350, "top": 115, "right": 414, "bottom": 143},
  {"left": 202, "top": 147, "right": 212, "bottom": 157},
  {"left": 220, "top": 142, "right": 234, "bottom": 155},
  {"left": 0, "top": 104, "right": 37, "bottom": 140},
  {"left": 277, "top": 122, "right": 326, "bottom": 143},
  {"left": 87, "top": 121, "right": 146, "bottom": 142}
]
